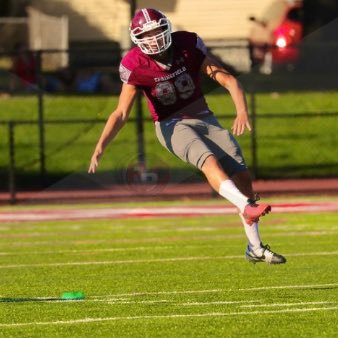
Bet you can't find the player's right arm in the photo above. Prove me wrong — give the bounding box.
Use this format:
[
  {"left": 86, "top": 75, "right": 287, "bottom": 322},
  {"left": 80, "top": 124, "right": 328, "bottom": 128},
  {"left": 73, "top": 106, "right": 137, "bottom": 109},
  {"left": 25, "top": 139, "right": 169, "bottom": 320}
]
[{"left": 88, "top": 83, "right": 137, "bottom": 173}]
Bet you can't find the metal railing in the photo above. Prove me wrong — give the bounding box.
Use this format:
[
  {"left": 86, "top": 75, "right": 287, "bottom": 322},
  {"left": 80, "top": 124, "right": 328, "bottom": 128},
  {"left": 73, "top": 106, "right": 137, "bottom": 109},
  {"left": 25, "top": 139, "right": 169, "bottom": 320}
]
[{"left": 3, "top": 105, "right": 338, "bottom": 204}]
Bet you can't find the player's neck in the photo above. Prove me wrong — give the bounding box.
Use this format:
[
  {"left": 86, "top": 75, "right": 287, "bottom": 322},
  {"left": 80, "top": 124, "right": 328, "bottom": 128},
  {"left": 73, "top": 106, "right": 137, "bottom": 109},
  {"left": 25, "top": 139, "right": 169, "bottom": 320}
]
[{"left": 151, "top": 47, "right": 173, "bottom": 68}]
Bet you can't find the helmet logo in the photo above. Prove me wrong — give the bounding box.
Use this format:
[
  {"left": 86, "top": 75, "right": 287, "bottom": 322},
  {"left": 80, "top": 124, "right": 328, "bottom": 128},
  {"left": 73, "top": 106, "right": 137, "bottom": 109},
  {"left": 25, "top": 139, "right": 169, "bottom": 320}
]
[{"left": 143, "top": 21, "right": 159, "bottom": 31}]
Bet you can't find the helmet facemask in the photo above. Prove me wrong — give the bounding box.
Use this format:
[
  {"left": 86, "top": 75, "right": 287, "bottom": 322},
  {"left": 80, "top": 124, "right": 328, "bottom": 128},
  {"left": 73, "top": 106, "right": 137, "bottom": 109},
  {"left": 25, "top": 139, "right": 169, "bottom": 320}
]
[{"left": 130, "top": 18, "right": 172, "bottom": 55}]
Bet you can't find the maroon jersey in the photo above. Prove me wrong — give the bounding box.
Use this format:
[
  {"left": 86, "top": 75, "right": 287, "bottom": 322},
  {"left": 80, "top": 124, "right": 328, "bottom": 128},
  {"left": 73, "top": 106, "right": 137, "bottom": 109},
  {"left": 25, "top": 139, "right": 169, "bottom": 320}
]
[{"left": 119, "top": 31, "right": 212, "bottom": 122}]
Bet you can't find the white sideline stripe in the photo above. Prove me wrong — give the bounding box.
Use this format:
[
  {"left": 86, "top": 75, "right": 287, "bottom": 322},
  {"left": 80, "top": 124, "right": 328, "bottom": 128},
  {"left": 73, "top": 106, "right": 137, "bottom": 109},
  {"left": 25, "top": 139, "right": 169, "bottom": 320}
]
[
  {"left": 92, "top": 299, "right": 259, "bottom": 305},
  {"left": 94, "top": 283, "right": 338, "bottom": 298},
  {"left": 237, "top": 283, "right": 338, "bottom": 291},
  {"left": 0, "top": 207, "right": 236, "bottom": 221},
  {"left": 80, "top": 298, "right": 129, "bottom": 303},
  {"left": 2, "top": 230, "right": 337, "bottom": 249},
  {"left": 0, "top": 256, "right": 233, "bottom": 269},
  {"left": 2, "top": 251, "right": 338, "bottom": 269},
  {"left": 240, "top": 301, "right": 337, "bottom": 308},
  {"left": 94, "top": 289, "right": 224, "bottom": 298},
  {"left": 100, "top": 300, "right": 336, "bottom": 307},
  {"left": 0, "top": 240, "right": 333, "bottom": 256},
  {"left": 10, "top": 284, "right": 338, "bottom": 305},
  {"left": 0, "top": 227, "right": 336, "bottom": 247},
  {"left": 1, "top": 307, "right": 337, "bottom": 327},
  {"left": 1, "top": 202, "right": 338, "bottom": 222},
  {"left": 1, "top": 251, "right": 338, "bottom": 269},
  {"left": 288, "top": 251, "right": 338, "bottom": 257},
  {"left": 181, "top": 300, "right": 259, "bottom": 306},
  {"left": 0, "top": 246, "right": 178, "bottom": 256},
  {"left": 106, "top": 300, "right": 170, "bottom": 305}
]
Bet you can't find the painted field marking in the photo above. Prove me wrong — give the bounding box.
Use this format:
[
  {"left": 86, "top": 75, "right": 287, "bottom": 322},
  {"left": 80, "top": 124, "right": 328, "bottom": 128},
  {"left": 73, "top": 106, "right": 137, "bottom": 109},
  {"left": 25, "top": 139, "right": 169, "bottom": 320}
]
[
  {"left": 181, "top": 300, "right": 259, "bottom": 306},
  {"left": 0, "top": 251, "right": 337, "bottom": 269},
  {"left": 1, "top": 202, "right": 338, "bottom": 222},
  {"left": 0, "top": 226, "right": 220, "bottom": 239},
  {"left": 100, "top": 300, "right": 336, "bottom": 307},
  {"left": 89, "top": 298, "right": 130, "bottom": 303},
  {"left": 93, "top": 283, "right": 338, "bottom": 298},
  {"left": 6, "top": 283, "right": 337, "bottom": 303},
  {"left": 0, "top": 306, "right": 337, "bottom": 327},
  {"left": 0, "top": 245, "right": 182, "bottom": 256},
  {"left": 4, "top": 283, "right": 337, "bottom": 306},
  {"left": 237, "top": 283, "right": 338, "bottom": 291},
  {"left": 1, "top": 251, "right": 338, "bottom": 270},
  {"left": 0, "top": 256, "right": 236, "bottom": 269},
  {"left": 1, "top": 241, "right": 337, "bottom": 257},
  {"left": 240, "top": 301, "right": 337, "bottom": 308},
  {"left": 49, "top": 298, "right": 258, "bottom": 305},
  {"left": 1, "top": 229, "right": 337, "bottom": 251},
  {"left": 288, "top": 251, "right": 338, "bottom": 257},
  {"left": 94, "top": 289, "right": 224, "bottom": 298},
  {"left": 106, "top": 300, "right": 170, "bottom": 305}
]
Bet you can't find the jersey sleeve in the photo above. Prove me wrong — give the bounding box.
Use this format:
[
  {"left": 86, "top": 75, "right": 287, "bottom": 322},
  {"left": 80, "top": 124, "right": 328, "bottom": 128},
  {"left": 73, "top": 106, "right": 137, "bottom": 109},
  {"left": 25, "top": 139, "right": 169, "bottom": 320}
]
[
  {"left": 190, "top": 33, "right": 207, "bottom": 70},
  {"left": 119, "top": 50, "right": 142, "bottom": 86},
  {"left": 119, "top": 63, "right": 132, "bottom": 84},
  {"left": 196, "top": 35, "right": 208, "bottom": 55}
]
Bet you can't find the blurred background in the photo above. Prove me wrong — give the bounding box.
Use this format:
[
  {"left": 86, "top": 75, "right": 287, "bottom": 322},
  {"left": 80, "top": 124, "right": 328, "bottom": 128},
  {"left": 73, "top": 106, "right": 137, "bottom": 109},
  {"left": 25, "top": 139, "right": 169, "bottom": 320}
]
[{"left": 0, "top": 0, "right": 337, "bottom": 202}]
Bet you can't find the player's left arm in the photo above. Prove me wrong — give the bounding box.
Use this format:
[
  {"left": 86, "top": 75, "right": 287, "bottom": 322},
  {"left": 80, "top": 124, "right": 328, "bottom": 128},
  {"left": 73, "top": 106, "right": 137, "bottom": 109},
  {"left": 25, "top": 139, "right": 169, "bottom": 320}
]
[{"left": 200, "top": 55, "right": 251, "bottom": 136}]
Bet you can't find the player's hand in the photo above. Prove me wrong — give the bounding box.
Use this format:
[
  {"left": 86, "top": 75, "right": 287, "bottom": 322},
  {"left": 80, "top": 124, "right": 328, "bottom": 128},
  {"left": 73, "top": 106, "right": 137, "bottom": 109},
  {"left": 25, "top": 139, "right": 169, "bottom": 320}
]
[
  {"left": 88, "top": 150, "right": 102, "bottom": 174},
  {"left": 231, "top": 112, "right": 252, "bottom": 136}
]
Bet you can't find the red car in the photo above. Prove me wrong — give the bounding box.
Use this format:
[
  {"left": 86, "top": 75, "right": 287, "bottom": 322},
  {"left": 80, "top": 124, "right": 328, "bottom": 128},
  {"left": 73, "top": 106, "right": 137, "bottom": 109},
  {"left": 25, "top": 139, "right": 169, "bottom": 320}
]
[{"left": 248, "top": 0, "right": 304, "bottom": 73}]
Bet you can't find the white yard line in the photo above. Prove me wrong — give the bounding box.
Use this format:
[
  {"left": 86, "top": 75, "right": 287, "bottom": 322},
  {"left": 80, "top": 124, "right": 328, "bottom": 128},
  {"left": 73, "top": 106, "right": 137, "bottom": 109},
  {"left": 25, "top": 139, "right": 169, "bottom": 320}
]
[
  {"left": 106, "top": 300, "right": 170, "bottom": 305},
  {"left": 288, "top": 251, "right": 338, "bottom": 257},
  {"left": 3, "top": 283, "right": 337, "bottom": 306},
  {"left": 97, "top": 299, "right": 336, "bottom": 307},
  {"left": 0, "top": 307, "right": 337, "bottom": 327},
  {"left": 94, "top": 289, "right": 224, "bottom": 298},
  {"left": 240, "top": 301, "right": 337, "bottom": 308},
  {"left": 0, "top": 256, "right": 236, "bottom": 269},
  {"left": 0, "top": 243, "right": 337, "bottom": 257},
  {"left": 0, "top": 246, "right": 179, "bottom": 256},
  {"left": 237, "top": 283, "right": 338, "bottom": 291},
  {"left": 181, "top": 300, "right": 259, "bottom": 306},
  {"left": 0, "top": 251, "right": 337, "bottom": 269},
  {"left": 93, "top": 282, "right": 338, "bottom": 298},
  {"left": 2, "top": 230, "right": 337, "bottom": 250}
]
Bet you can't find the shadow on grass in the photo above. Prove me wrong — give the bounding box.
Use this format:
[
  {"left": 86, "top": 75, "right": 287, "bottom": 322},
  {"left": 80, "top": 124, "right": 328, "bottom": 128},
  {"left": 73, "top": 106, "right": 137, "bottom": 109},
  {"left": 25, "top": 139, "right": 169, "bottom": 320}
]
[{"left": 0, "top": 297, "right": 81, "bottom": 303}]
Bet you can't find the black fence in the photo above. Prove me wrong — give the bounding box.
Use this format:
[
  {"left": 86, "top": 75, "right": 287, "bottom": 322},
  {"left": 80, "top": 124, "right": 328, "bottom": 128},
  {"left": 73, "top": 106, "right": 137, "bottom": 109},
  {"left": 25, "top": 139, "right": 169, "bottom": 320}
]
[
  {"left": 2, "top": 100, "right": 338, "bottom": 204},
  {"left": 1, "top": 44, "right": 338, "bottom": 203}
]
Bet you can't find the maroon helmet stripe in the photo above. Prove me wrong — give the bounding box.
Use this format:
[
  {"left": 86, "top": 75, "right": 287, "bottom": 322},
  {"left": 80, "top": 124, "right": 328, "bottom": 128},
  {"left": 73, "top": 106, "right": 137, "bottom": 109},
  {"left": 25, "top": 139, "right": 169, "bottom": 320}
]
[{"left": 142, "top": 9, "right": 151, "bottom": 22}]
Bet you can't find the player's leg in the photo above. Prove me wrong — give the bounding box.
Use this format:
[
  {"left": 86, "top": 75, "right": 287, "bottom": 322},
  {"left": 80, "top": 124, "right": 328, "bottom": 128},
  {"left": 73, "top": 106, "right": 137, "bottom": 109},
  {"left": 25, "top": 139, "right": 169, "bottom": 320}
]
[
  {"left": 200, "top": 157, "right": 270, "bottom": 223},
  {"left": 203, "top": 116, "right": 286, "bottom": 264},
  {"left": 198, "top": 154, "right": 285, "bottom": 264},
  {"left": 155, "top": 118, "right": 253, "bottom": 213},
  {"left": 155, "top": 118, "right": 270, "bottom": 221},
  {"left": 155, "top": 118, "right": 284, "bottom": 263},
  {"left": 231, "top": 170, "right": 265, "bottom": 250},
  {"left": 230, "top": 169, "right": 254, "bottom": 199},
  {"left": 200, "top": 154, "right": 251, "bottom": 213},
  {"left": 201, "top": 117, "right": 271, "bottom": 224},
  {"left": 231, "top": 170, "right": 262, "bottom": 250},
  {"left": 231, "top": 171, "right": 286, "bottom": 263}
]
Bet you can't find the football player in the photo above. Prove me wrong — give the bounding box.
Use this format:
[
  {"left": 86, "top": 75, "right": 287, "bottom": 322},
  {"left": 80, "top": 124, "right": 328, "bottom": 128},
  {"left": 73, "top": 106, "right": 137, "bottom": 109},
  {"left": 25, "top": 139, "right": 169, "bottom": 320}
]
[{"left": 89, "top": 8, "right": 286, "bottom": 264}]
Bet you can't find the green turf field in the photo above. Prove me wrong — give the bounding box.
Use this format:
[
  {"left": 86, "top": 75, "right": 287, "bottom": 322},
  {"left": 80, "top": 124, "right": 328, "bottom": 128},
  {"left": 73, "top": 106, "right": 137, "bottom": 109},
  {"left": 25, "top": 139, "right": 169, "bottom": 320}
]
[{"left": 0, "top": 198, "right": 337, "bottom": 337}]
